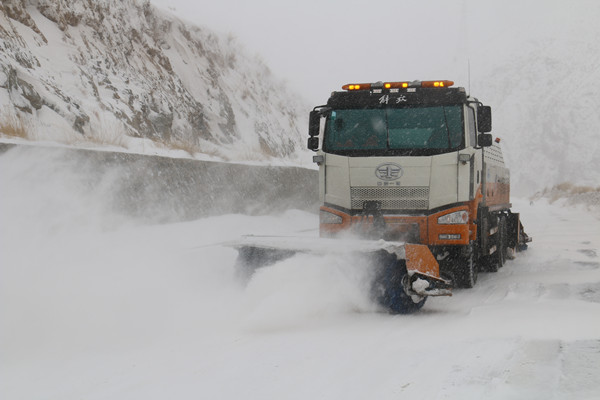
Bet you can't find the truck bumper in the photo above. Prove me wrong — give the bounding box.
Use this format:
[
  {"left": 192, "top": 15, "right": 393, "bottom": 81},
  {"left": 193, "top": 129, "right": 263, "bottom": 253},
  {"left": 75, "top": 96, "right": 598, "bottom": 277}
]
[{"left": 319, "top": 205, "right": 473, "bottom": 246}]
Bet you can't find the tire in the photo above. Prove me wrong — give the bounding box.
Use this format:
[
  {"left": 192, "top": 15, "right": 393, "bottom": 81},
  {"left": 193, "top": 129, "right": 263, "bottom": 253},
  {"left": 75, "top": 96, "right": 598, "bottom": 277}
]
[
  {"left": 373, "top": 254, "right": 426, "bottom": 314},
  {"left": 454, "top": 248, "right": 478, "bottom": 288}
]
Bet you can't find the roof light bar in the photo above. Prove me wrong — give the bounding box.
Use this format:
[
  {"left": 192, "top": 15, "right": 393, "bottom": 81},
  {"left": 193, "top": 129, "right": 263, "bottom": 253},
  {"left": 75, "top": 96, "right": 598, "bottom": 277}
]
[{"left": 342, "top": 80, "right": 454, "bottom": 91}]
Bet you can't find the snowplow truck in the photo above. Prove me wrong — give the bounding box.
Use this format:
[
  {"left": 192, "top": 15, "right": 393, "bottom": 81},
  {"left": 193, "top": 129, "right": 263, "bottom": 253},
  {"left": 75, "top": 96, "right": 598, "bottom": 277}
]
[{"left": 235, "top": 79, "right": 530, "bottom": 313}]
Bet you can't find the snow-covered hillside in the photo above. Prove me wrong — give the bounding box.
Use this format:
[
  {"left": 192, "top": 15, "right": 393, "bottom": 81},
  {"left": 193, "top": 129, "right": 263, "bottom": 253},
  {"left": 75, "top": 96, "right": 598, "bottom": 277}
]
[
  {"left": 1, "top": 142, "right": 600, "bottom": 399},
  {"left": 0, "top": 0, "right": 310, "bottom": 163}
]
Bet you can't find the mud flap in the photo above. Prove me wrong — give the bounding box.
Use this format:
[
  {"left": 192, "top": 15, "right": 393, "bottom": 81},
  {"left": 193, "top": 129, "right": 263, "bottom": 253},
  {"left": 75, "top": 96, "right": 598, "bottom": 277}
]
[{"left": 506, "top": 212, "right": 532, "bottom": 252}]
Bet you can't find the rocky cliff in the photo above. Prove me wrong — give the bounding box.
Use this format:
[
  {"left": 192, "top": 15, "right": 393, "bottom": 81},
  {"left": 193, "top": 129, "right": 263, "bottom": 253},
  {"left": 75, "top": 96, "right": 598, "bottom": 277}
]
[{"left": 0, "top": 0, "right": 310, "bottom": 162}]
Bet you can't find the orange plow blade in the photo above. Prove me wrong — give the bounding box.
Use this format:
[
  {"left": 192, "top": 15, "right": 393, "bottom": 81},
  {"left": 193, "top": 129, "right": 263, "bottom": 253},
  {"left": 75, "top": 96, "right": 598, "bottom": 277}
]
[{"left": 404, "top": 243, "right": 452, "bottom": 297}]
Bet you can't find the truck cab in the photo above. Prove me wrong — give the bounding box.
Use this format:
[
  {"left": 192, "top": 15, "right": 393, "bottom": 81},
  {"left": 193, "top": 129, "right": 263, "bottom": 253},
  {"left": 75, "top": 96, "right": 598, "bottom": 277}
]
[{"left": 308, "top": 80, "right": 528, "bottom": 287}]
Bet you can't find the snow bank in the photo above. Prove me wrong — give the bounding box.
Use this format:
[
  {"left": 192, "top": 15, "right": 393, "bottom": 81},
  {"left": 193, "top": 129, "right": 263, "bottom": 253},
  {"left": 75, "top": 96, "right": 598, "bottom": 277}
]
[{"left": 532, "top": 183, "right": 600, "bottom": 215}]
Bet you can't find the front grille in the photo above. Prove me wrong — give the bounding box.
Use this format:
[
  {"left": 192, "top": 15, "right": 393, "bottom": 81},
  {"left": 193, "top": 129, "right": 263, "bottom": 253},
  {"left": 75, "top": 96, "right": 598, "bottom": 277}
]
[{"left": 351, "top": 186, "right": 429, "bottom": 210}]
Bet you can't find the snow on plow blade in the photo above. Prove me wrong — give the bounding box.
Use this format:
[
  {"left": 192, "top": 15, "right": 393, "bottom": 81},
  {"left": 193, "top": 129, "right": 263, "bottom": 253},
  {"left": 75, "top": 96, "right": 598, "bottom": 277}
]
[{"left": 231, "top": 235, "right": 452, "bottom": 300}]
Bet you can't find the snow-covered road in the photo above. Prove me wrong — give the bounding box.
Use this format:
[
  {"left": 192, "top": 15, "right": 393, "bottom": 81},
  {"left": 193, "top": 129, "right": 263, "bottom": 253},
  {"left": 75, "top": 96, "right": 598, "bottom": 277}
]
[{"left": 1, "top": 147, "right": 599, "bottom": 399}]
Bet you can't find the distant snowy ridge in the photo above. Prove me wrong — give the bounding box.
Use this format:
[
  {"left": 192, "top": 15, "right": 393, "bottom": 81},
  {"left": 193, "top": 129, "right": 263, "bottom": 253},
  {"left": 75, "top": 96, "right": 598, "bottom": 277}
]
[
  {"left": 0, "top": 0, "right": 310, "bottom": 163},
  {"left": 473, "top": 30, "right": 600, "bottom": 195}
]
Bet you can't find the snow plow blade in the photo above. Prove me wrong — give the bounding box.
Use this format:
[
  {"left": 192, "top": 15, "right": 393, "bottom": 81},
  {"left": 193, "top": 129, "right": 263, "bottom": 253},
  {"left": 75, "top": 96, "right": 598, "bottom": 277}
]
[{"left": 231, "top": 235, "right": 452, "bottom": 299}]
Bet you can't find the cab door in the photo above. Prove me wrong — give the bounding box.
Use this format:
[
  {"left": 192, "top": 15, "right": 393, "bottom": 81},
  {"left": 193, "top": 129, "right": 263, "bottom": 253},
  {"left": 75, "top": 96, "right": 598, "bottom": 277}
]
[{"left": 457, "top": 106, "right": 479, "bottom": 202}]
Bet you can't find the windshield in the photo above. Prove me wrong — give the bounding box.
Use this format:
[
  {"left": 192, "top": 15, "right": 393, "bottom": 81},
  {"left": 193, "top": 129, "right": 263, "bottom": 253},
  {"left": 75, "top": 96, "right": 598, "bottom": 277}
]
[{"left": 323, "top": 105, "right": 464, "bottom": 156}]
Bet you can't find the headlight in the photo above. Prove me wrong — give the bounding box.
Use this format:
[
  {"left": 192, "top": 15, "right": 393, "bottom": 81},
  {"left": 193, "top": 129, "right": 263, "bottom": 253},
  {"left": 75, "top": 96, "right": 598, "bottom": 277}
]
[
  {"left": 320, "top": 210, "right": 343, "bottom": 224},
  {"left": 437, "top": 210, "right": 468, "bottom": 224}
]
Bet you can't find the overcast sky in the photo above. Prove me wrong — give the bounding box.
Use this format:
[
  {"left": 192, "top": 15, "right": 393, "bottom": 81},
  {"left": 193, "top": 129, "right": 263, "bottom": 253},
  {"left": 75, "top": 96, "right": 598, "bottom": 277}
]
[{"left": 149, "top": 0, "right": 595, "bottom": 105}]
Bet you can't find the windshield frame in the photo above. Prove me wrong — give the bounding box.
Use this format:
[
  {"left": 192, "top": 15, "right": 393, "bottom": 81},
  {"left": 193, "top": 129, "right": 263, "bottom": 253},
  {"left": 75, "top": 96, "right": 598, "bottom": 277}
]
[{"left": 322, "top": 104, "right": 466, "bottom": 157}]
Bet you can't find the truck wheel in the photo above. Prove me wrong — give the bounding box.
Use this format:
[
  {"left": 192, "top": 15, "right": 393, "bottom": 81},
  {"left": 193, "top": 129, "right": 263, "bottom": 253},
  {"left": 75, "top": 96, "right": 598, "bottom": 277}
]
[
  {"left": 373, "top": 254, "right": 426, "bottom": 314},
  {"left": 454, "top": 248, "right": 478, "bottom": 288}
]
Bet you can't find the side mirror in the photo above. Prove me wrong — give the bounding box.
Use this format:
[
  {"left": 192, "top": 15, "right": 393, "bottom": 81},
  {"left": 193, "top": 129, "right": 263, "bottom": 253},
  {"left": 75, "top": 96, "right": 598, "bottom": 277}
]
[
  {"left": 308, "top": 110, "right": 321, "bottom": 137},
  {"left": 477, "top": 106, "right": 492, "bottom": 133},
  {"left": 307, "top": 136, "right": 319, "bottom": 151},
  {"left": 478, "top": 133, "right": 493, "bottom": 147}
]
